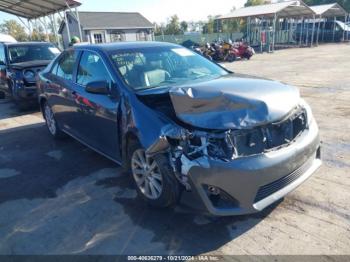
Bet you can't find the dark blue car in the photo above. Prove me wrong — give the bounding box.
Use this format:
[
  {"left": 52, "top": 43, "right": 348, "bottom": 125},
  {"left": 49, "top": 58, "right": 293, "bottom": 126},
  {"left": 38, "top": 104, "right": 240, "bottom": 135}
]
[
  {"left": 37, "top": 42, "right": 321, "bottom": 216},
  {"left": 0, "top": 42, "right": 60, "bottom": 109}
]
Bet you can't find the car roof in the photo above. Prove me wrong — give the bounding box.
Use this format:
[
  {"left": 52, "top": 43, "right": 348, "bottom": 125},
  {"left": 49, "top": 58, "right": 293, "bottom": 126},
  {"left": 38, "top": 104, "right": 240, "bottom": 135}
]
[
  {"left": 73, "top": 41, "right": 181, "bottom": 53},
  {"left": 4, "top": 42, "right": 54, "bottom": 47}
]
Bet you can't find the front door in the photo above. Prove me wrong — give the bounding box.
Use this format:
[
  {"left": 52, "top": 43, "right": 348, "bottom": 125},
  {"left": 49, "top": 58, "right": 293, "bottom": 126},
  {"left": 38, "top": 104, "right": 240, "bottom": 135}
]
[{"left": 73, "top": 50, "right": 120, "bottom": 160}]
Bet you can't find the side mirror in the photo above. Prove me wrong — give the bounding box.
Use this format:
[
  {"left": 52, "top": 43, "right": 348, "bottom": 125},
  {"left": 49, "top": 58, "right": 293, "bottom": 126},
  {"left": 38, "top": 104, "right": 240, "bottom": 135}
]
[{"left": 85, "top": 81, "right": 109, "bottom": 95}]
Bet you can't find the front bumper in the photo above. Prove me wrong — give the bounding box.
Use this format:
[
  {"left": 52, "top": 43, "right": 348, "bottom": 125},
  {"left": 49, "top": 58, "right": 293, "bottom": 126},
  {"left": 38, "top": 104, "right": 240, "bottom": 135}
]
[
  {"left": 15, "top": 84, "right": 38, "bottom": 101},
  {"left": 184, "top": 120, "right": 321, "bottom": 216}
]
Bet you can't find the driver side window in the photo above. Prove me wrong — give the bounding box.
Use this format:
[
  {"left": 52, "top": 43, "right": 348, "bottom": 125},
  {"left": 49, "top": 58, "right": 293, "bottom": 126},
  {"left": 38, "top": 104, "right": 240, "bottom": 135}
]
[{"left": 77, "top": 51, "right": 112, "bottom": 87}]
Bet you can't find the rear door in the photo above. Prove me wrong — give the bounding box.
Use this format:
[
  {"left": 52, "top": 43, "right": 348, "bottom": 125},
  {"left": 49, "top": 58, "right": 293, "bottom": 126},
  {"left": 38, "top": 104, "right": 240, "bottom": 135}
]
[
  {"left": 46, "top": 50, "right": 80, "bottom": 135},
  {"left": 72, "top": 50, "right": 120, "bottom": 160}
]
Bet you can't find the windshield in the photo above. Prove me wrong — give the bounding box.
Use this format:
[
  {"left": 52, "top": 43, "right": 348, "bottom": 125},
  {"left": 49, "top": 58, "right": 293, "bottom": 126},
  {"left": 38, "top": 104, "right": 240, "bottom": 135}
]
[
  {"left": 8, "top": 45, "right": 60, "bottom": 64},
  {"left": 110, "top": 46, "right": 228, "bottom": 90}
]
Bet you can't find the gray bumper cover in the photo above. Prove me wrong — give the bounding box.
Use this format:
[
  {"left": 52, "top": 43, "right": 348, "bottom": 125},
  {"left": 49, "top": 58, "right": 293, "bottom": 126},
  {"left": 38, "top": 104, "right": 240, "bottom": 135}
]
[{"left": 186, "top": 120, "right": 321, "bottom": 216}]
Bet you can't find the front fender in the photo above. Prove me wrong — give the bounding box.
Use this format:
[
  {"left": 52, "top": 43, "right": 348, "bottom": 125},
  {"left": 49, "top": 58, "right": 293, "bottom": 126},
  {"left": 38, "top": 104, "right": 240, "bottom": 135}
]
[{"left": 120, "top": 91, "right": 178, "bottom": 158}]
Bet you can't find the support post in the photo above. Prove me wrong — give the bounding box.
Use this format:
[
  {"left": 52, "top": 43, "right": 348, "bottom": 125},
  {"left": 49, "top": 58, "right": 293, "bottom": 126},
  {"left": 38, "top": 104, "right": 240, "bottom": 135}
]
[
  {"left": 343, "top": 15, "right": 348, "bottom": 42},
  {"left": 27, "top": 19, "right": 32, "bottom": 40},
  {"left": 51, "top": 14, "right": 59, "bottom": 45},
  {"left": 322, "top": 19, "right": 326, "bottom": 42},
  {"left": 347, "top": 14, "right": 350, "bottom": 41},
  {"left": 332, "top": 16, "right": 336, "bottom": 42},
  {"left": 18, "top": 16, "right": 31, "bottom": 35},
  {"left": 38, "top": 17, "right": 49, "bottom": 42},
  {"left": 311, "top": 15, "right": 315, "bottom": 47},
  {"left": 65, "top": 11, "right": 71, "bottom": 45},
  {"left": 290, "top": 18, "right": 292, "bottom": 45},
  {"left": 246, "top": 17, "right": 250, "bottom": 44},
  {"left": 305, "top": 18, "right": 309, "bottom": 46},
  {"left": 316, "top": 16, "right": 321, "bottom": 46},
  {"left": 299, "top": 17, "right": 303, "bottom": 47},
  {"left": 272, "top": 13, "right": 277, "bottom": 52},
  {"left": 75, "top": 7, "right": 83, "bottom": 40}
]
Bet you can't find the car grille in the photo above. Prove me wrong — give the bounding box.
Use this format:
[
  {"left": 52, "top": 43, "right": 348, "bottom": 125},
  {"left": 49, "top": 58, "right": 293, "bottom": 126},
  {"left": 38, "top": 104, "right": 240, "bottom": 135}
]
[{"left": 254, "top": 157, "right": 314, "bottom": 203}]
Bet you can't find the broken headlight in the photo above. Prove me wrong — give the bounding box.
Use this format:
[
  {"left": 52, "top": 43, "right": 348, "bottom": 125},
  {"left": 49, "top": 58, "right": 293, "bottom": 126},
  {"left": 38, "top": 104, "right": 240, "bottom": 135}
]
[
  {"left": 179, "top": 132, "right": 237, "bottom": 162},
  {"left": 207, "top": 134, "right": 238, "bottom": 161}
]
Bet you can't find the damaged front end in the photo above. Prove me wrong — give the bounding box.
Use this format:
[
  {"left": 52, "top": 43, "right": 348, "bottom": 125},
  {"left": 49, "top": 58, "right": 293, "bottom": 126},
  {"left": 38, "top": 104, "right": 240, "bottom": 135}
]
[
  {"left": 146, "top": 104, "right": 309, "bottom": 192},
  {"left": 135, "top": 75, "right": 320, "bottom": 216}
]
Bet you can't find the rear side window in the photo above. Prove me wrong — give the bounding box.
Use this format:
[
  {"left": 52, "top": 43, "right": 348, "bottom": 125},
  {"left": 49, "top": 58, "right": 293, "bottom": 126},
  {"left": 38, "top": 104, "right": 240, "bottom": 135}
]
[
  {"left": 76, "top": 51, "right": 112, "bottom": 87},
  {"left": 55, "top": 51, "right": 77, "bottom": 81}
]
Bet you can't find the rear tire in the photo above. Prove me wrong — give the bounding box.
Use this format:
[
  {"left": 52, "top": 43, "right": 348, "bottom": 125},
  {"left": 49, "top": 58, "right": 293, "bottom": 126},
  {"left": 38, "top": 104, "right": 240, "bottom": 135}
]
[
  {"left": 43, "top": 102, "right": 66, "bottom": 139},
  {"left": 128, "top": 140, "right": 181, "bottom": 208}
]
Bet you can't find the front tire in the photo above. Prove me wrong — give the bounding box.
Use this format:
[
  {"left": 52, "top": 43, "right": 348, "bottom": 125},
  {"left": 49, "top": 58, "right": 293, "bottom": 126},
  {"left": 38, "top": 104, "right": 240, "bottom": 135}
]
[
  {"left": 129, "top": 142, "right": 181, "bottom": 208},
  {"left": 43, "top": 102, "right": 66, "bottom": 139}
]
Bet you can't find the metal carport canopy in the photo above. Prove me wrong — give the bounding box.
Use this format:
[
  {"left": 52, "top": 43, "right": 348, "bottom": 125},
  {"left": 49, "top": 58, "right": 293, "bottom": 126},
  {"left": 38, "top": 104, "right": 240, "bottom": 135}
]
[
  {"left": 310, "top": 3, "right": 348, "bottom": 17},
  {"left": 0, "top": 0, "right": 81, "bottom": 19},
  {"left": 220, "top": 0, "right": 315, "bottom": 19}
]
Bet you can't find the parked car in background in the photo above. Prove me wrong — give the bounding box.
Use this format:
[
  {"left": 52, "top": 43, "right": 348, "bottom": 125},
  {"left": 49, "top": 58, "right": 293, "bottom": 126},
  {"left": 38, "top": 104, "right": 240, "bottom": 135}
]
[
  {"left": 295, "top": 20, "right": 350, "bottom": 42},
  {"left": 37, "top": 42, "right": 321, "bottom": 216},
  {"left": 0, "top": 42, "right": 60, "bottom": 109},
  {"left": 0, "top": 33, "right": 17, "bottom": 43}
]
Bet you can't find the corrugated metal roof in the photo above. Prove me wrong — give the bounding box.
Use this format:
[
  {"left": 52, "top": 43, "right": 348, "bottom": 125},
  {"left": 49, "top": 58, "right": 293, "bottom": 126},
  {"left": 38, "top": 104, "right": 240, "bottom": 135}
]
[
  {"left": 220, "top": 0, "right": 315, "bottom": 19},
  {"left": 0, "top": 0, "right": 81, "bottom": 19},
  {"left": 310, "top": 3, "right": 347, "bottom": 17}
]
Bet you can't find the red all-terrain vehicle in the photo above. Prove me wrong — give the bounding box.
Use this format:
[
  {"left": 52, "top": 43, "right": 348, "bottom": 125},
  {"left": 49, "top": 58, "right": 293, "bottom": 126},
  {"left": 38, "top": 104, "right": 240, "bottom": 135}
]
[{"left": 233, "top": 42, "right": 255, "bottom": 60}]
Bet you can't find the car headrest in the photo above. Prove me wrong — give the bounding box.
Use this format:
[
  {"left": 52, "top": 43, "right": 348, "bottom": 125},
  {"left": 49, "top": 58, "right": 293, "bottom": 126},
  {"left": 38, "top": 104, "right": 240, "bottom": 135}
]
[{"left": 143, "top": 69, "right": 168, "bottom": 87}]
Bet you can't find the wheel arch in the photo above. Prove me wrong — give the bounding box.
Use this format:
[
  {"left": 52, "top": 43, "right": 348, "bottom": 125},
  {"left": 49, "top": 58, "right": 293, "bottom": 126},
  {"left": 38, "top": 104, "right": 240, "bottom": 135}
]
[
  {"left": 38, "top": 95, "right": 47, "bottom": 116},
  {"left": 121, "top": 130, "right": 141, "bottom": 171}
]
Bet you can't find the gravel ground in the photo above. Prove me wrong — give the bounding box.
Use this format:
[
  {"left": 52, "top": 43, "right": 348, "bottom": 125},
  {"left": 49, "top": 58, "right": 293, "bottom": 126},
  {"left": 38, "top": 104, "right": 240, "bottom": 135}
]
[{"left": 0, "top": 43, "right": 349, "bottom": 255}]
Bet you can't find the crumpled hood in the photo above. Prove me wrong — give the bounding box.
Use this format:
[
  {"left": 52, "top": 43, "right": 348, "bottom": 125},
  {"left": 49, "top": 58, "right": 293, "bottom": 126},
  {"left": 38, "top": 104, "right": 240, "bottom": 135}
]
[{"left": 167, "top": 74, "right": 300, "bottom": 130}]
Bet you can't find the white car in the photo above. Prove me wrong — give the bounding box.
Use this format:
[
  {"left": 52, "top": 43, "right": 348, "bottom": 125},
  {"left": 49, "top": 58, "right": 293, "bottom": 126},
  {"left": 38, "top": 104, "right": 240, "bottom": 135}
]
[{"left": 0, "top": 33, "right": 17, "bottom": 43}]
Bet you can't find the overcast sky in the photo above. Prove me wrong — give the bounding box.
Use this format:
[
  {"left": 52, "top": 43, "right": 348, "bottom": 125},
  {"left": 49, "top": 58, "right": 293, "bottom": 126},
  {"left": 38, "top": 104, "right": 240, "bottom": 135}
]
[{"left": 0, "top": 0, "right": 247, "bottom": 24}]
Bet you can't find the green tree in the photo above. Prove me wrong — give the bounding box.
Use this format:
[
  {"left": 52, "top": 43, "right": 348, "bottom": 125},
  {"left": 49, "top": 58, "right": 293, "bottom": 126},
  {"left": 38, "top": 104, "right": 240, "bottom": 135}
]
[
  {"left": 222, "top": 19, "right": 240, "bottom": 33},
  {"left": 203, "top": 16, "right": 215, "bottom": 34},
  {"left": 164, "top": 15, "right": 182, "bottom": 35},
  {"left": 0, "top": 20, "right": 28, "bottom": 41},
  {"left": 154, "top": 23, "right": 165, "bottom": 36},
  {"left": 31, "top": 28, "right": 47, "bottom": 41},
  {"left": 180, "top": 21, "right": 188, "bottom": 33},
  {"left": 245, "top": 0, "right": 269, "bottom": 7}
]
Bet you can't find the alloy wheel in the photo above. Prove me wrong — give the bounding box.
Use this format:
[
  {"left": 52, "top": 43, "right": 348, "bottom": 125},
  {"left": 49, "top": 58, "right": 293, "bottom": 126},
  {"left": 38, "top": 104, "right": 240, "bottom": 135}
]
[
  {"left": 131, "top": 149, "right": 163, "bottom": 200},
  {"left": 44, "top": 104, "right": 56, "bottom": 135}
]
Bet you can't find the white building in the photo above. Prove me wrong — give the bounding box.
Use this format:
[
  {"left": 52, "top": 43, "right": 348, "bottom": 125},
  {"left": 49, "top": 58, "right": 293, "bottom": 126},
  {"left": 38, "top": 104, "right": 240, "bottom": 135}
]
[{"left": 59, "top": 11, "right": 154, "bottom": 48}]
